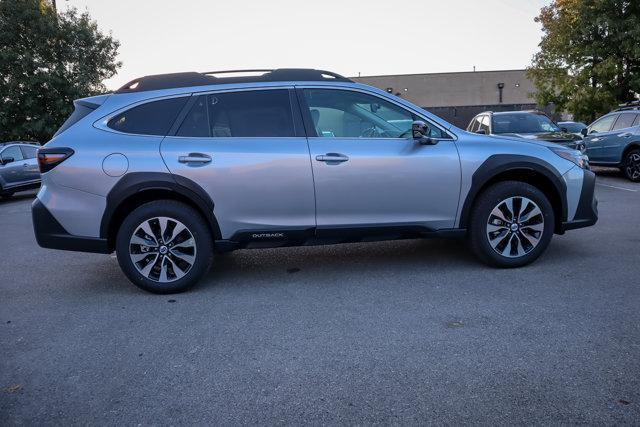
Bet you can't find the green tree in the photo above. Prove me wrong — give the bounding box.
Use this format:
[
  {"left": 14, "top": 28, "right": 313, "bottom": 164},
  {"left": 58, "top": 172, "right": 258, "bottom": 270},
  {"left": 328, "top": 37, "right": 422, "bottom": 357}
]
[
  {"left": 0, "top": 0, "right": 121, "bottom": 142},
  {"left": 528, "top": 0, "right": 640, "bottom": 123}
]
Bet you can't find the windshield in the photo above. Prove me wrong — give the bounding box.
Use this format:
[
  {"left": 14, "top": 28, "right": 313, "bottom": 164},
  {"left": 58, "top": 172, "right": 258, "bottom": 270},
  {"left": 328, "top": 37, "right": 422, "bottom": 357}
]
[
  {"left": 492, "top": 113, "right": 561, "bottom": 134},
  {"left": 560, "top": 122, "right": 586, "bottom": 133}
]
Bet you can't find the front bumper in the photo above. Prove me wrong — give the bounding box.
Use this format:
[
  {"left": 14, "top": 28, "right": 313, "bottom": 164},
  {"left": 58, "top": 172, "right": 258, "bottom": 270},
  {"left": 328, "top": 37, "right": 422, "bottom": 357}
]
[
  {"left": 32, "top": 198, "right": 110, "bottom": 253},
  {"left": 561, "top": 169, "right": 598, "bottom": 231}
]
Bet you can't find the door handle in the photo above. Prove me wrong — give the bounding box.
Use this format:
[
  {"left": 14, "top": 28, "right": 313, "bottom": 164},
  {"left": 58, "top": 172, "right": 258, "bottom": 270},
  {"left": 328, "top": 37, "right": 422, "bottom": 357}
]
[
  {"left": 619, "top": 132, "right": 632, "bottom": 138},
  {"left": 178, "top": 153, "right": 212, "bottom": 164},
  {"left": 591, "top": 137, "right": 602, "bottom": 142},
  {"left": 316, "top": 153, "right": 349, "bottom": 163}
]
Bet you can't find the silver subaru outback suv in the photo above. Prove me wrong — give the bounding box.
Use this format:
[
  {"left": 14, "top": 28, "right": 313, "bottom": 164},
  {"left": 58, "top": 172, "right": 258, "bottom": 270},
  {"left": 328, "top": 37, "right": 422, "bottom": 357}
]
[{"left": 32, "top": 69, "right": 597, "bottom": 293}]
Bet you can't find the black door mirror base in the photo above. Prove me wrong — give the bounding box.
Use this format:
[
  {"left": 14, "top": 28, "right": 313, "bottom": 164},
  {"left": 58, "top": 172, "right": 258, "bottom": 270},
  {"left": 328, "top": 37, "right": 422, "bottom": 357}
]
[{"left": 412, "top": 120, "right": 438, "bottom": 145}]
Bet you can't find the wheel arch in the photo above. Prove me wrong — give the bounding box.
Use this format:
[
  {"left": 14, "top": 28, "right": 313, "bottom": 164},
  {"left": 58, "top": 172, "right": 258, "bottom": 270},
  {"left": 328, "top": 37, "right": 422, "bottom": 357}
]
[
  {"left": 459, "top": 155, "right": 567, "bottom": 234},
  {"left": 101, "top": 172, "right": 221, "bottom": 251},
  {"left": 622, "top": 142, "right": 640, "bottom": 161}
]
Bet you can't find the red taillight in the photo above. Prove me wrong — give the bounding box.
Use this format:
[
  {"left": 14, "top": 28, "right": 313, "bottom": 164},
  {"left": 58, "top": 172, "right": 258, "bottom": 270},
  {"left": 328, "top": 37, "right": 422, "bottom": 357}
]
[{"left": 37, "top": 148, "right": 74, "bottom": 173}]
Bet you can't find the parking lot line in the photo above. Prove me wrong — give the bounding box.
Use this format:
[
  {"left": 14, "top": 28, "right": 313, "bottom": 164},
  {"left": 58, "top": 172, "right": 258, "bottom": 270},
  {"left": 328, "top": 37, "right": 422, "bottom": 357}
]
[{"left": 596, "top": 182, "right": 638, "bottom": 192}]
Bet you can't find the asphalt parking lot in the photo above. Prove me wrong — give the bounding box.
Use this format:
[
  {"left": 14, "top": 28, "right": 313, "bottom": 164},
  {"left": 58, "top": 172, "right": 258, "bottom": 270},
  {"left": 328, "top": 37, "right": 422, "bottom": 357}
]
[{"left": 1, "top": 168, "right": 639, "bottom": 424}]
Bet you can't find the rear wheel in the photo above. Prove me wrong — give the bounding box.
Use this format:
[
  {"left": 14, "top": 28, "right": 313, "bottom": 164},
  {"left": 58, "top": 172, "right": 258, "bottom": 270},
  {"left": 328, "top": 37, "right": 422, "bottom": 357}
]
[
  {"left": 622, "top": 148, "right": 640, "bottom": 182},
  {"left": 469, "top": 181, "right": 555, "bottom": 268},
  {"left": 116, "top": 200, "right": 213, "bottom": 293}
]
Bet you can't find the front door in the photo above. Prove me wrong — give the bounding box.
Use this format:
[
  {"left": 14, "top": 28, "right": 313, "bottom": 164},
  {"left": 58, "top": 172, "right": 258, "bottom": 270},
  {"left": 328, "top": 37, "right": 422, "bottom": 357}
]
[
  {"left": 584, "top": 114, "right": 617, "bottom": 163},
  {"left": 298, "top": 87, "right": 461, "bottom": 234},
  {"left": 0, "top": 146, "right": 26, "bottom": 187},
  {"left": 161, "top": 88, "right": 316, "bottom": 241}
]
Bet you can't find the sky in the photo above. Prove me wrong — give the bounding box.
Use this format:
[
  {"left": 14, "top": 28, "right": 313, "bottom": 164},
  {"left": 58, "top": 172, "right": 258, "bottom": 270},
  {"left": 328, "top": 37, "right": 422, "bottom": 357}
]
[{"left": 59, "top": 0, "right": 552, "bottom": 90}]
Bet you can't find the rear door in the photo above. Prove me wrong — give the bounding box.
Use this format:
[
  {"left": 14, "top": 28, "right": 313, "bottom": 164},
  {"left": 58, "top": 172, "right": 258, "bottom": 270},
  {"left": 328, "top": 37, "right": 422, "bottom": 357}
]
[
  {"left": 160, "top": 88, "right": 316, "bottom": 241},
  {"left": 602, "top": 113, "right": 638, "bottom": 163},
  {"left": 298, "top": 87, "right": 461, "bottom": 233},
  {"left": 19, "top": 145, "right": 40, "bottom": 182}
]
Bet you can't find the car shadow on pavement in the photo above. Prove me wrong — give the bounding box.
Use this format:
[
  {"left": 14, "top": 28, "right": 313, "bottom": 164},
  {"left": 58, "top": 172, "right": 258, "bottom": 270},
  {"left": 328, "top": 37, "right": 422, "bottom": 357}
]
[
  {"left": 591, "top": 166, "right": 625, "bottom": 179},
  {"left": 202, "top": 238, "right": 477, "bottom": 288}
]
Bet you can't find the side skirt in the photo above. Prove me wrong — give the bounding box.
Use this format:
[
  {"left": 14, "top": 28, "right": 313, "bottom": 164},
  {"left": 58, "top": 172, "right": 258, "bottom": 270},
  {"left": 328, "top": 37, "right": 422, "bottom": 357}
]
[{"left": 214, "top": 226, "right": 467, "bottom": 252}]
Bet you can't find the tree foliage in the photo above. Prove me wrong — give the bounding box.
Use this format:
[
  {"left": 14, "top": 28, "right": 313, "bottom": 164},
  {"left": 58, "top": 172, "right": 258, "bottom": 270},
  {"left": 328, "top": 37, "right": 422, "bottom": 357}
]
[
  {"left": 528, "top": 0, "right": 640, "bottom": 123},
  {"left": 0, "top": 0, "right": 121, "bottom": 142}
]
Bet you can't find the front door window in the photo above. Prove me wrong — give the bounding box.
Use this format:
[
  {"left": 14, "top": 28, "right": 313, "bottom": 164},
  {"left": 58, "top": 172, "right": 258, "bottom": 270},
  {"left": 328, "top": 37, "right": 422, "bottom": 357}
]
[{"left": 303, "top": 89, "right": 447, "bottom": 139}]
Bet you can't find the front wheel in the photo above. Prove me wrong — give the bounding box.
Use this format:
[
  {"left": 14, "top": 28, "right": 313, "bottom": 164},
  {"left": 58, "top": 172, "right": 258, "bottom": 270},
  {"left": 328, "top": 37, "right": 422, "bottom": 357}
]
[
  {"left": 622, "top": 149, "right": 640, "bottom": 182},
  {"left": 116, "top": 200, "right": 213, "bottom": 293},
  {"left": 468, "top": 181, "right": 555, "bottom": 268}
]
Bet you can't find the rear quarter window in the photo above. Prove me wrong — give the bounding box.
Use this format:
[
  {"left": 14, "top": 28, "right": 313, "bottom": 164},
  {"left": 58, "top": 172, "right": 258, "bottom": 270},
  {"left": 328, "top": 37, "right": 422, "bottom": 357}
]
[{"left": 108, "top": 97, "right": 188, "bottom": 136}]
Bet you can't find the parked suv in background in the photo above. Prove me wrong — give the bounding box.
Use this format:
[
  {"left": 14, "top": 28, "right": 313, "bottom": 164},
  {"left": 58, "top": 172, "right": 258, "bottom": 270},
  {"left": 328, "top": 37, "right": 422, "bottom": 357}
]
[
  {"left": 33, "top": 69, "right": 597, "bottom": 293},
  {"left": 557, "top": 121, "right": 587, "bottom": 138},
  {"left": 0, "top": 141, "right": 40, "bottom": 199},
  {"left": 583, "top": 101, "right": 640, "bottom": 181},
  {"left": 467, "top": 111, "right": 586, "bottom": 152}
]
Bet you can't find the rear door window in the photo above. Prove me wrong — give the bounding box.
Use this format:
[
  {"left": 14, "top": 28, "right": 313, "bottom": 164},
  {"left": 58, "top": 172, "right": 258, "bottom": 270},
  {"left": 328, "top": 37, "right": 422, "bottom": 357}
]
[
  {"left": 175, "top": 90, "right": 295, "bottom": 138},
  {"left": 176, "top": 96, "right": 209, "bottom": 137},
  {"left": 612, "top": 113, "right": 636, "bottom": 130},
  {"left": 209, "top": 90, "right": 295, "bottom": 137},
  {"left": 108, "top": 97, "right": 188, "bottom": 136},
  {"left": 20, "top": 145, "right": 38, "bottom": 159}
]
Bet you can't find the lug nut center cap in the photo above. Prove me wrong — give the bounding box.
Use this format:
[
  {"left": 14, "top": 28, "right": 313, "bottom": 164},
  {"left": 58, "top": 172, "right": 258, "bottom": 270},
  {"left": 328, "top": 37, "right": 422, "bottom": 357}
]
[
  {"left": 159, "top": 246, "right": 168, "bottom": 255},
  {"left": 510, "top": 223, "right": 519, "bottom": 232}
]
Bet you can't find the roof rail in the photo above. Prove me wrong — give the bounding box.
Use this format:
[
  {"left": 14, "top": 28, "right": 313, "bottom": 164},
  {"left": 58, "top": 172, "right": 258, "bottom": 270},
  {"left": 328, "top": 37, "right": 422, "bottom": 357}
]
[
  {"left": 0, "top": 141, "right": 40, "bottom": 146},
  {"left": 115, "top": 68, "right": 353, "bottom": 94},
  {"left": 615, "top": 100, "right": 640, "bottom": 111}
]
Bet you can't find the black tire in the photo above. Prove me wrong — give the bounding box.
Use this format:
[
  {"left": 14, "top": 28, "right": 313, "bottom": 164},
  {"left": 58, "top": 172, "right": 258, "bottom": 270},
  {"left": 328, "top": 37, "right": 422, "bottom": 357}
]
[
  {"left": 115, "top": 200, "right": 213, "bottom": 294},
  {"left": 622, "top": 148, "right": 640, "bottom": 182},
  {"left": 0, "top": 191, "right": 15, "bottom": 200},
  {"left": 468, "top": 181, "right": 555, "bottom": 268}
]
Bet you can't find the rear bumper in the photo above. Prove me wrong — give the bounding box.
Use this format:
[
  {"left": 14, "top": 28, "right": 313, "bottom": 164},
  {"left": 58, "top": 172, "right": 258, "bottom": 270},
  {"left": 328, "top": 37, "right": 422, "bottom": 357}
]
[
  {"left": 561, "top": 169, "right": 598, "bottom": 231},
  {"left": 32, "top": 198, "right": 110, "bottom": 253}
]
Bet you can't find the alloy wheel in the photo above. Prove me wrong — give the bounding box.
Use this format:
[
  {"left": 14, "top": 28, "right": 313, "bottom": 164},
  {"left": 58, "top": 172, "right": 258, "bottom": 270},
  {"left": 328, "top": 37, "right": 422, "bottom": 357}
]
[
  {"left": 625, "top": 153, "right": 640, "bottom": 181},
  {"left": 129, "top": 216, "right": 196, "bottom": 282},
  {"left": 486, "top": 196, "right": 544, "bottom": 258}
]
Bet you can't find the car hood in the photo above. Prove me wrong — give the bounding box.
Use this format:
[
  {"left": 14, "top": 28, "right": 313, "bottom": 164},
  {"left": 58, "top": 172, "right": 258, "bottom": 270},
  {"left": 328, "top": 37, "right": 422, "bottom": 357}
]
[
  {"left": 485, "top": 133, "right": 583, "bottom": 151},
  {"left": 497, "top": 132, "right": 583, "bottom": 143}
]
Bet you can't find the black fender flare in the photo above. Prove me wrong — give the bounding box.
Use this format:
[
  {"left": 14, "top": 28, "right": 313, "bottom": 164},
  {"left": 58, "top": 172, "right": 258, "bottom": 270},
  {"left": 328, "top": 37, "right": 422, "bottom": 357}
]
[
  {"left": 458, "top": 154, "right": 568, "bottom": 229},
  {"left": 100, "top": 172, "right": 221, "bottom": 241}
]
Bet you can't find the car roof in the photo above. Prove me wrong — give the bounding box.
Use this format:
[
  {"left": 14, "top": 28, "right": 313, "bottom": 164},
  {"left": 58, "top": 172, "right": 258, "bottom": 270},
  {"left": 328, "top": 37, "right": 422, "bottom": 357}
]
[
  {"left": 492, "top": 110, "right": 545, "bottom": 116},
  {"left": 0, "top": 141, "right": 40, "bottom": 147},
  {"left": 115, "top": 69, "right": 353, "bottom": 94}
]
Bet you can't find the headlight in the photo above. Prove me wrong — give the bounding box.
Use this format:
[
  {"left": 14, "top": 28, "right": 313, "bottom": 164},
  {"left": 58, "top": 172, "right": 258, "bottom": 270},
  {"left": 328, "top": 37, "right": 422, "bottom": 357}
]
[{"left": 550, "top": 147, "right": 589, "bottom": 169}]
